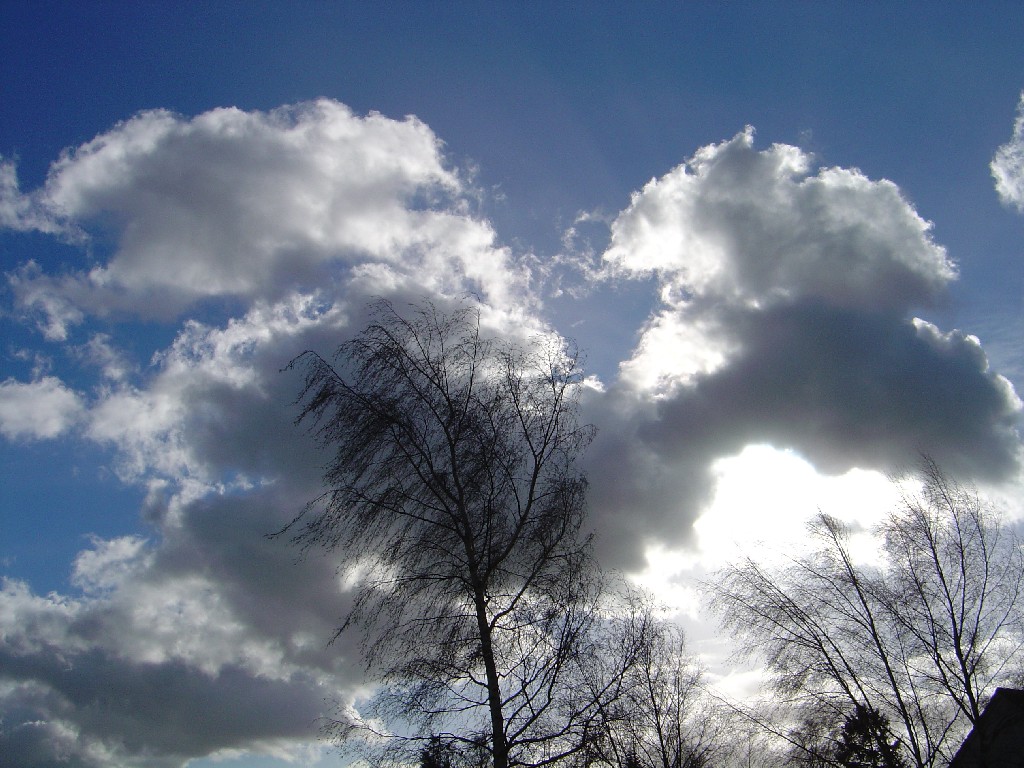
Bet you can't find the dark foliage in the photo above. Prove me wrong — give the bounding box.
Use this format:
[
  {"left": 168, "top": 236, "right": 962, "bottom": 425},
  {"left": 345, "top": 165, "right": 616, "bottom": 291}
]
[{"left": 834, "top": 705, "right": 907, "bottom": 768}]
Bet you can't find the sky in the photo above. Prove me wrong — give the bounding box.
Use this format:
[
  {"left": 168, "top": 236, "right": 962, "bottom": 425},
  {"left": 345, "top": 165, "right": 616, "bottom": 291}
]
[{"left": 1, "top": 4, "right": 1023, "bottom": 766}]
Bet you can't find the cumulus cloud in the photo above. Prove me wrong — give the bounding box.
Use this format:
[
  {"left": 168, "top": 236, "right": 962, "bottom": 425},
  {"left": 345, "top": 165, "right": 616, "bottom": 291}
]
[
  {"left": 5, "top": 100, "right": 528, "bottom": 332},
  {"left": 0, "top": 291, "right": 402, "bottom": 767},
  {"left": 640, "top": 309, "right": 1020, "bottom": 474},
  {"left": 0, "top": 100, "right": 541, "bottom": 767},
  {"left": 81, "top": 292, "right": 341, "bottom": 490},
  {"left": 585, "top": 130, "right": 1020, "bottom": 567},
  {"left": 0, "top": 642, "right": 330, "bottom": 768},
  {"left": 0, "top": 376, "right": 84, "bottom": 439},
  {"left": 992, "top": 92, "right": 1024, "bottom": 212},
  {"left": 0, "top": 481, "right": 367, "bottom": 767},
  {"left": 604, "top": 128, "right": 955, "bottom": 314},
  {"left": 0, "top": 96, "right": 548, "bottom": 762},
  {"left": 1, "top": 107, "right": 1021, "bottom": 765}
]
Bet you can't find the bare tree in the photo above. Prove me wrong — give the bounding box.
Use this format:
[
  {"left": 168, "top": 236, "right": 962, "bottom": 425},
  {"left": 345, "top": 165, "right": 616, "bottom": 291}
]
[
  {"left": 707, "top": 460, "right": 1024, "bottom": 768},
  {"left": 883, "top": 458, "right": 1024, "bottom": 727},
  {"left": 588, "top": 620, "right": 729, "bottom": 768},
  {"left": 282, "top": 299, "right": 642, "bottom": 768}
]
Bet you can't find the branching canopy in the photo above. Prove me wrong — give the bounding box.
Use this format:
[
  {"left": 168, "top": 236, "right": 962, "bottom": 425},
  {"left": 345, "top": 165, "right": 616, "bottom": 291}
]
[
  {"left": 283, "top": 299, "right": 639, "bottom": 768},
  {"left": 708, "top": 459, "right": 1024, "bottom": 768}
]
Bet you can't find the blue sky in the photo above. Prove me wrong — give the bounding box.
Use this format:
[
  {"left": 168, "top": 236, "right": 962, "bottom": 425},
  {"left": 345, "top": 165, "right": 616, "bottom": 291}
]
[{"left": 1, "top": 4, "right": 1023, "bottom": 766}]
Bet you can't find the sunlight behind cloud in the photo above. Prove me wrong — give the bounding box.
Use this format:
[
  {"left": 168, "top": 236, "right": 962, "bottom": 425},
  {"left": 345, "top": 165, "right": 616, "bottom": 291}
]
[
  {"left": 627, "top": 445, "right": 899, "bottom": 614},
  {"left": 697, "top": 445, "right": 899, "bottom": 568}
]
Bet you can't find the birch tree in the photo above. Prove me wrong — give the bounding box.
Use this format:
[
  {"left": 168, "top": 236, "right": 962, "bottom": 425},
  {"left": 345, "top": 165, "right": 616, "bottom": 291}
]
[{"left": 283, "top": 299, "right": 642, "bottom": 768}]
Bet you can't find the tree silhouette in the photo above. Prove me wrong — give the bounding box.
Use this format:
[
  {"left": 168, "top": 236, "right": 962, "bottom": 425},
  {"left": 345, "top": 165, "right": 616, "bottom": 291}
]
[
  {"left": 284, "top": 299, "right": 645, "bottom": 768},
  {"left": 834, "top": 705, "right": 908, "bottom": 768},
  {"left": 709, "top": 459, "right": 1024, "bottom": 767}
]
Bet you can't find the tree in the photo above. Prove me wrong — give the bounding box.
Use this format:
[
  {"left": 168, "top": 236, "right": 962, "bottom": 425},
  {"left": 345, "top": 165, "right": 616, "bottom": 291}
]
[
  {"left": 708, "top": 459, "right": 1024, "bottom": 768},
  {"left": 588, "top": 621, "right": 729, "bottom": 768},
  {"left": 283, "top": 299, "right": 642, "bottom": 768},
  {"left": 420, "top": 734, "right": 488, "bottom": 768},
  {"left": 833, "top": 704, "right": 907, "bottom": 768}
]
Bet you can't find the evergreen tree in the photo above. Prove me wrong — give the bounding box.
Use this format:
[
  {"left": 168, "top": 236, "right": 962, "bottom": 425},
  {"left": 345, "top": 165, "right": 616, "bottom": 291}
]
[{"left": 834, "top": 705, "right": 908, "bottom": 768}]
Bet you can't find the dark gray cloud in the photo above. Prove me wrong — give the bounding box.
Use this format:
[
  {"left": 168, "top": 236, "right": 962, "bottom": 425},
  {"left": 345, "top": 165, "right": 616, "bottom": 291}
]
[
  {"left": 0, "top": 648, "right": 326, "bottom": 767},
  {"left": 645, "top": 303, "right": 1020, "bottom": 477},
  {"left": 0, "top": 479, "right": 367, "bottom": 767}
]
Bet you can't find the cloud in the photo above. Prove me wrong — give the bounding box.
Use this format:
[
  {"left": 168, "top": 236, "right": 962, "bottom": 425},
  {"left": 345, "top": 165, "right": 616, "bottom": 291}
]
[
  {"left": 0, "top": 644, "right": 329, "bottom": 768},
  {"left": 0, "top": 482, "right": 365, "bottom": 767},
  {"left": 7, "top": 262, "right": 86, "bottom": 341},
  {"left": 0, "top": 376, "right": 84, "bottom": 439},
  {"left": 636, "top": 307, "right": 1019, "bottom": 477},
  {"left": 81, "top": 292, "right": 340, "bottom": 489},
  {"left": 0, "top": 181, "right": 539, "bottom": 765},
  {"left": 604, "top": 128, "right": 955, "bottom": 315},
  {"left": 584, "top": 130, "right": 1020, "bottom": 568},
  {"left": 2, "top": 108, "right": 1021, "bottom": 765},
  {"left": 73, "top": 334, "right": 135, "bottom": 382},
  {"left": 5, "top": 100, "right": 528, "bottom": 332},
  {"left": 0, "top": 158, "right": 68, "bottom": 234},
  {"left": 0, "top": 100, "right": 543, "bottom": 767},
  {"left": 992, "top": 92, "right": 1024, "bottom": 212}
]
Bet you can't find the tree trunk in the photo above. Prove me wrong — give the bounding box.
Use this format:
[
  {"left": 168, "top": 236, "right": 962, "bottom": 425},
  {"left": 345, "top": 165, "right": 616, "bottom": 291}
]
[{"left": 474, "top": 586, "right": 508, "bottom": 768}]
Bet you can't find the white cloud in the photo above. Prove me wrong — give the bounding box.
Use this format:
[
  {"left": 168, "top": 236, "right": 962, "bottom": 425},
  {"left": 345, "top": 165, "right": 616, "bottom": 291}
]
[
  {"left": 616, "top": 307, "right": 733, "bottom": 393},
  {"left": 7, "top": 100, "right": 530, "bottom": 331},
  {"left": 992, "top": 92, "right": 1024, "bottom": 212},
  {"left": 0, "top": 159, "right": 67, "bottom": 234},
  {"left": 7, "top": 261, "right": 85, "bottom": 341},
  {"left": 605, "top": 127, "right": 954, "bottom": 316},
  {"left": 75, "top": 334, "right": 135, "bottom": 382},
  {"left": 71, "top": 535, "right": 151, "bottom": 593},
  {"left": 0, "top": 376, "right": 84, "bottom": 440}
]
